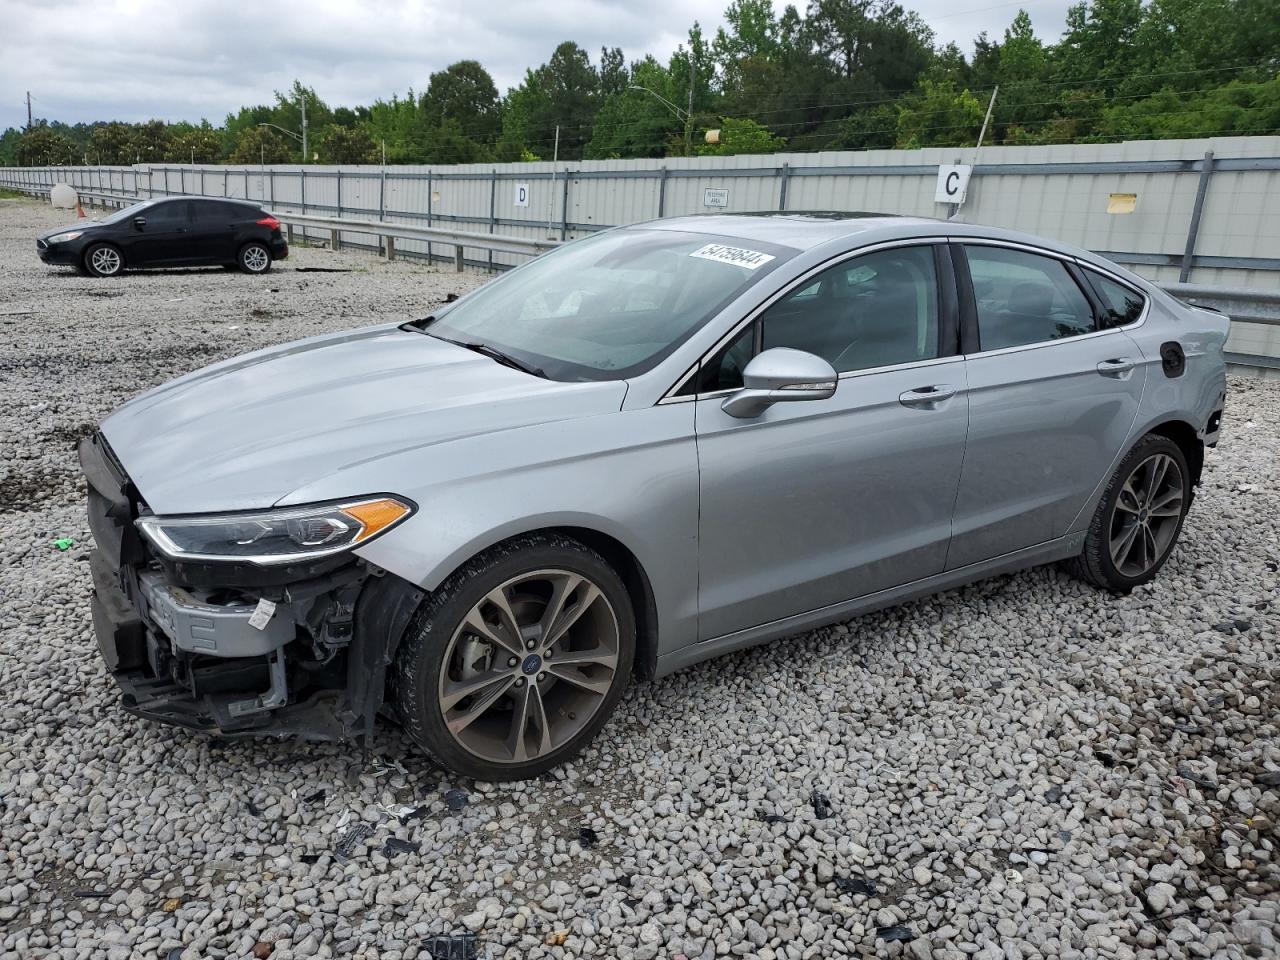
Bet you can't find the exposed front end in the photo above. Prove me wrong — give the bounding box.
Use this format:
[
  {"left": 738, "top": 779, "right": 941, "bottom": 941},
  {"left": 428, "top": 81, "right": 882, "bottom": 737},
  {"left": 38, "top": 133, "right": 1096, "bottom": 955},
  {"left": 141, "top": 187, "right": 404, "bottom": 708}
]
[{"left": 79, "top": 433, "right": 421, "bottom": 741}]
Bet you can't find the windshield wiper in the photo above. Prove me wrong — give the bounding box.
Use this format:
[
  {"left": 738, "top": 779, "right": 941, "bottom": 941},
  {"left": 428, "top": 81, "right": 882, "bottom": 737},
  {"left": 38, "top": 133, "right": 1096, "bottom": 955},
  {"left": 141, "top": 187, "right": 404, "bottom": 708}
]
[{"left": 437, "top": 336, "right": 547, "bottom": 378}]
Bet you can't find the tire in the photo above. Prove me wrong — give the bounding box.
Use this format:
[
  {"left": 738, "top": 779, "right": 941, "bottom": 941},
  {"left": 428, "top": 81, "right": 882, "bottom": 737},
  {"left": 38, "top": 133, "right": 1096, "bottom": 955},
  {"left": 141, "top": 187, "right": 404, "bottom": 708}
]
[
  {"left": 389, "top": 533, "right": 635, "bottom": 781},
  {"left": 84, "top": 243, "right": 124, "bottom": 277},
  {"left": 237, "top": 242, "right": 272, "bottom": 274},
  {"left": 1066, "top": 434, "right": 1192, "bottom": 592}
]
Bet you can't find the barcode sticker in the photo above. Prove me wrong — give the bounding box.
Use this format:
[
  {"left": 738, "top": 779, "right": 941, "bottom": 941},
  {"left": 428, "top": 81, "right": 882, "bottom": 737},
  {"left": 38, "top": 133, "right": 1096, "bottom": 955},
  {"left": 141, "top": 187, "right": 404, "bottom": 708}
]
[{"left": 248, "top": 598, "right": 277, "bottom": 631}]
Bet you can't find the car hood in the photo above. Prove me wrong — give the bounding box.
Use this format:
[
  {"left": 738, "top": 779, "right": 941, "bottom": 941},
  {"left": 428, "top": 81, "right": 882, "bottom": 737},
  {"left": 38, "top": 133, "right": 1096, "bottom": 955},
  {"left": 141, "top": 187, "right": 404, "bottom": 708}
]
[
  {"left": 39, "top": 220, "right": 104, "bottom": 240},
  {"left": 101, "top": 325, "right": 628, "bottom": 514}
]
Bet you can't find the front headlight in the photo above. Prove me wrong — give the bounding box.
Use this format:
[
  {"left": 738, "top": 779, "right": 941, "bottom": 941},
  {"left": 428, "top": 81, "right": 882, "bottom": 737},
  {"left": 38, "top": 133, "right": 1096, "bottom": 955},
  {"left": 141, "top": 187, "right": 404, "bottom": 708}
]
[
  {"left": 136, "top": 496, "right": 414, "bottom": 565},
  {"left": 47, "top": 231, "right": 85, "bottom": 244}
]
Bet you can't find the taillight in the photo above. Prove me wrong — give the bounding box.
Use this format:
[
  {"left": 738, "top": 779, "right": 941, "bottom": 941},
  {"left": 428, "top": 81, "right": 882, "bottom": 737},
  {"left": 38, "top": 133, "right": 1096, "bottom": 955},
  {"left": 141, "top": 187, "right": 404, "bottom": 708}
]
[{"left": 256, "top": 216, "right": 280, "bottom": 230}]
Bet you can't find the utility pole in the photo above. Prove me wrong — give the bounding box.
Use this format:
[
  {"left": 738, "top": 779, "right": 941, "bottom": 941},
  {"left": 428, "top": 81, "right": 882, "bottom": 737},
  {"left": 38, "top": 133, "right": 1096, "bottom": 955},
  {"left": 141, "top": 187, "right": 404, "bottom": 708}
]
[
  {"left": 26, "top": 91, "right": 33, "bottom": 129},
  {"left": 685, "top": 51, "right": 695, "bottom": 158},
  {"left": 546, "top": 125, "right": 560, "bottom": 238},
  {"left": 300, "top": 93, "right": 308, "bottom": 164}
]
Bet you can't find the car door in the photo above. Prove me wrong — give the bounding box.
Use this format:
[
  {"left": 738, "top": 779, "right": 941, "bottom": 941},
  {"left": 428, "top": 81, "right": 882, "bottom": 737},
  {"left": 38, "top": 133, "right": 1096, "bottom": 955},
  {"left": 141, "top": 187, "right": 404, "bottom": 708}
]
[
  {"left": 126, "top": 200, "right": 193, "bottom": 266},
  {"left": 188, "top": 200, "right": 239, "bottom": 263},
  {"left": 693, "top": 242, "right": 969, "bottom": 641},
  {"left": 946, "top": 241, "right": 1147, "bottom": 570}
]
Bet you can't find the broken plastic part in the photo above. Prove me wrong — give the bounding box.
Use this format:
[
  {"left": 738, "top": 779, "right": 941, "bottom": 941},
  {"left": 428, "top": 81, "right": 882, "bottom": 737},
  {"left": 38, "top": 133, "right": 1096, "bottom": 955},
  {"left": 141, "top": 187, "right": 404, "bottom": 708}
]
[
  {"left": 334, "top": 822, "right": 375, "bottom": 862},
  {"left": 834, "top": 874, "right": 877, "bottom": 897},
  {"left": 444, "top": 788, "right": 468, "bottom": 812},
  {"left": 810, "top": 788, "right": 833, "bottom": 819},
  {"left": 421, "top": 933, "right": 479, "bottom": 960},
  {"left": 877, "top": 925, "right": 915, "bottom": 943},
  {"left": 226, "top": 649, "right": 288, "bottom": 718},
  {"left": 384, "top": 837, "right": 421, "bottom": 857}
]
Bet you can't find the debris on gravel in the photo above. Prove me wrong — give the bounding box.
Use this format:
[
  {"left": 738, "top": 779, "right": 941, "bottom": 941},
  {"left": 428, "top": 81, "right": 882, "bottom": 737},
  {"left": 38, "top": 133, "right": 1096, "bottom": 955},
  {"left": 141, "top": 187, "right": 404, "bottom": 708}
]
[{"left": 1, "top": 197, "right": 1277, "bottom": 959}]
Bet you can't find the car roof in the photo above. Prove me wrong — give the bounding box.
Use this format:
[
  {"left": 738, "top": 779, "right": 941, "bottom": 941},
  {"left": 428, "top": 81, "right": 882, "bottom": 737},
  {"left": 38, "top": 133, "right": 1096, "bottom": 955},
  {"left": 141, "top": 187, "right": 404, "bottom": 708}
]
[{"left": 635, "top": 211, "right": 940, "bottom": 251}]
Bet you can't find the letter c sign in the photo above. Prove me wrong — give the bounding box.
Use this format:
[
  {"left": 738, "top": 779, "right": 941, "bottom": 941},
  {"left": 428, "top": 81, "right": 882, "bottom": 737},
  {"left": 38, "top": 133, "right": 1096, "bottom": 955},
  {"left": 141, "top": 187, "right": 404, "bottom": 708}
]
[{"left": 934, "top": 164, "right": 972, "bottom": 204}]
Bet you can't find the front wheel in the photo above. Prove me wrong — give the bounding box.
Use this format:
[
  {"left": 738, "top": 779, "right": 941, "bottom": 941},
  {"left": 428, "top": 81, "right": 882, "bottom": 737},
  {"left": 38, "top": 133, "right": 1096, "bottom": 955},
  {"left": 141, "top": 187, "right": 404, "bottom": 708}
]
[
  {"left": 389, "top": 534, "right": 635, "bottom": 781},
  {"left": 237, "top": 242, "right": 272, "bottom": 274},
  {"left": 1067, "top": 434, "right": 1191, "bottom": 592},
  {"left": 84, "top": 243, "right": 123, "bottom": 277}
]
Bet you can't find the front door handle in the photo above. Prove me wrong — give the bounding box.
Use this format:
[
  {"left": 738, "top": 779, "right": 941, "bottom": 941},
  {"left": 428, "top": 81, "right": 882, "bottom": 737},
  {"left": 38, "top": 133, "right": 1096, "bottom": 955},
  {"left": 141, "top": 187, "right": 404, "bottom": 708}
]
[
  {"left": 1097, "top": 357, "right": 1136, "bottom": 378},
  {"left": 899, "top": 384, "right": 957, "bottom": 408}
]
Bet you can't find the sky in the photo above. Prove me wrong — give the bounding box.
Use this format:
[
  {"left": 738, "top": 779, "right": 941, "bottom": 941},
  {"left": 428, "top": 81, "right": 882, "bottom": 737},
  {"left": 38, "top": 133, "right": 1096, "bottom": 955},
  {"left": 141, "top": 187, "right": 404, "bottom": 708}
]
[{"left": 0, "top": 0, "right": 1072, "bottom": 133}]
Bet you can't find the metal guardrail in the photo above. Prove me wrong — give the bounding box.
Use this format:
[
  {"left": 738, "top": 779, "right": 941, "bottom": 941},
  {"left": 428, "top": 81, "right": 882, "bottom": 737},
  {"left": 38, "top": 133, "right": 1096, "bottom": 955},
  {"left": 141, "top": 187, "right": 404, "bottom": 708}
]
[
  {"left": 1, "top": 181, "right": 557, "bottom": 270},
  {"left": 272, "top": 212, "right": 559, "bottom": 268}
]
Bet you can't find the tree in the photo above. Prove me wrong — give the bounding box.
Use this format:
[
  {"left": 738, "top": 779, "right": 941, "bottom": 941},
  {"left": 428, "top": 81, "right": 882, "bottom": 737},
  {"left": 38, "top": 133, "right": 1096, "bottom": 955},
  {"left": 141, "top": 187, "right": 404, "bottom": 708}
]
[
  {"left": 895, "top": 80, "right": 985, "bottom": 148},
  {"left": 229, "top": 126, "right": 291, "bottom": 164},
  {"left": 504, "top": 41, "right": 600, "bottom": 159},
  {"left": 17, "top": 124, "right": 76, "bottom": 165},
  {"left": 129, "top": 120, "right": 172, "bottom": 162},
  {"left": 88, "top": 122, "right": 134, "bottom": 164},
  {"left": 168, "top": 127, "right": 222, "bottom": 163},
  {"left": 318, "top": 124, "right": 379, "bottom": 163},
  {"left": 697, "top": 116, "right": 787, "bottom": 154},
  {"left": 422, "top": 61, "right": 501, "bottom": 143}
]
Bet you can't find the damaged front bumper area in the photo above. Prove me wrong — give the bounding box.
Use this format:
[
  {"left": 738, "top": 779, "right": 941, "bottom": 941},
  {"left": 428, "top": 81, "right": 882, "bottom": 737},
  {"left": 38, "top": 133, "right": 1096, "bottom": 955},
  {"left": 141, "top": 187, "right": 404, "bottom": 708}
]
[{"left": 79, "top": 433, "right": 424, "bottom": 742}]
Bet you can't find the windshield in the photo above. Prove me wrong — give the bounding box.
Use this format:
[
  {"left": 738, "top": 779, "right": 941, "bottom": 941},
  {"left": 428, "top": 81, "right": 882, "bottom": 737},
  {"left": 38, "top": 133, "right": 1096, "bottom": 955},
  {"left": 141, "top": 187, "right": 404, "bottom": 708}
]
[
  {"left": 422, "top": 228, "right": 794, "bottom": 381},
  {"left": 96, "top": 199, "right": 160, "bottom": 224}
]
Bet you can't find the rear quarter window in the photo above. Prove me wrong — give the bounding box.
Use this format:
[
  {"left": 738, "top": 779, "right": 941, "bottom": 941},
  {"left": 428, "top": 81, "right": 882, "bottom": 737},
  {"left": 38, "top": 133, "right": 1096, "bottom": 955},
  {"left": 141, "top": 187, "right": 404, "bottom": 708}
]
[{"left": 1086, "top": 269, "right": 1146, "bottom": 328}]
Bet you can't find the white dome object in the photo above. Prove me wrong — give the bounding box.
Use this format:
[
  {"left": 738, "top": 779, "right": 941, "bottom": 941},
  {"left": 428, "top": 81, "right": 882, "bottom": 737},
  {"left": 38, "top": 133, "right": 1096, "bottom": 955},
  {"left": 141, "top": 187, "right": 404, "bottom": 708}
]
[{"left": 50, "top": 183, "right": 79, "bottom": 209}]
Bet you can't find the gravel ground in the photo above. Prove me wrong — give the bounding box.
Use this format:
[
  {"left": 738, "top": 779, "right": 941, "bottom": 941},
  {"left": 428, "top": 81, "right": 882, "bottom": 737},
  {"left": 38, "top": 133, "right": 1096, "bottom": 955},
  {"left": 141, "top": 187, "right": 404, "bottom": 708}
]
[{"left": 1, "top": 196, "right": 1277, "bottom": 960}]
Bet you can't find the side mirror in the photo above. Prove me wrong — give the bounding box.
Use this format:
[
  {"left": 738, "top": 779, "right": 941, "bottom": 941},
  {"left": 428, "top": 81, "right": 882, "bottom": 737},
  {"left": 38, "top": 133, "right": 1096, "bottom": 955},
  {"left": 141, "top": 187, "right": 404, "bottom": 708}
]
[
  {"left": 721, "top": 347, "right": 837, "bottom": 419},
  {"left": 132, "top": 216, "right": 146, "bottom": 230}
]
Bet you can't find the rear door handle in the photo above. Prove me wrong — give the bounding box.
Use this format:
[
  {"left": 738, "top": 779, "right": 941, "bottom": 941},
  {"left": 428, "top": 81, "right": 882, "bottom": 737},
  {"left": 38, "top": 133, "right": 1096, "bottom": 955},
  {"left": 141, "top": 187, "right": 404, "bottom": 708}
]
[
  {"left": 899, "top": 384, "right": 957, "bottom": 408},
  {"left": 1097, "top": 357, "right": 1136, "bottom": 378}
]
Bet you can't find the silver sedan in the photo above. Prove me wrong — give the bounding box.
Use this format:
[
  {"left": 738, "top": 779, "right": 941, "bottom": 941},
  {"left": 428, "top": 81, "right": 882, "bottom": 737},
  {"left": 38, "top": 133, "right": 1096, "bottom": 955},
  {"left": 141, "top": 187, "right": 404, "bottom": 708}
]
[{"left": 81, "top": 213, "right": 1228, "bottom": 780}]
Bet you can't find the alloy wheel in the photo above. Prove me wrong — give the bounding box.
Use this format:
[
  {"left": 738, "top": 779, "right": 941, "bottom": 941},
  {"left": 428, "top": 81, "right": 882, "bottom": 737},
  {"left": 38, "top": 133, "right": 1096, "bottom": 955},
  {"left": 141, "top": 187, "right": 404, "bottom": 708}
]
[
  {"left": 242, "top": 245, "right": 269, "bottom": 272},
  {"left": 437, "top": 568, "right": 620, "bottom": 765},
  {"left": 1108, "top": 452, "right": 1184, "bottom": 578},
  {"left": 90, "top": 246, "right": 121, "bottom": 275}
]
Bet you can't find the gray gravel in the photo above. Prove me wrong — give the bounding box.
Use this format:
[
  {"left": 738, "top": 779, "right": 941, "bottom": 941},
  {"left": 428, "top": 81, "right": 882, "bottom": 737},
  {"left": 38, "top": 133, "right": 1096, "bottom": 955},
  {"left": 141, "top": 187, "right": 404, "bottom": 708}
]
[{"left": 1, "top": 196, "right": 1277, "bottom": 960}]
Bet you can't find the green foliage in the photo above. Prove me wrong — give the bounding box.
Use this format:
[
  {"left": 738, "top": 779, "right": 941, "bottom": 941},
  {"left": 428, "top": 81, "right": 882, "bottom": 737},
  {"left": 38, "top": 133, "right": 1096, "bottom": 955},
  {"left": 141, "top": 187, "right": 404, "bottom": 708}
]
[
  {"left": 318, "top": 124, "right": 379, "bottom": 164},
  {"left": 698, "top": 117, "right": 787, "bottom": 154},
  {"left": 229, "top": 127, "right": 292, "bottom": 164},
  {"left": 17, "top": 125, "right": 77, "bottom": 165},
  {"left": 3, "top": 1, "right": 1278, "bottom": 167}
]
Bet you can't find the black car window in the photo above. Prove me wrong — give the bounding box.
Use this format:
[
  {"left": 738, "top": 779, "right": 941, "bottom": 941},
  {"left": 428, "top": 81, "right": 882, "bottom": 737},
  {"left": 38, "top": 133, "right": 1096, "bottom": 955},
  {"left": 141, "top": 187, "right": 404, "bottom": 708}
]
[
  {"left": 763, "top": 245, "right": 939, "bottom": 375},
  {"left": 143, "top": 201, "right": 189, "bottom": 226},
  {"left": 693, "top": 245, "right": 940, "bottom": 393},
  {"left": 964, "top": 245, "right": 1095, "bottom": 351},
  {"left": 1085, "top": 269, "right": 1146, "bottom": 328}
]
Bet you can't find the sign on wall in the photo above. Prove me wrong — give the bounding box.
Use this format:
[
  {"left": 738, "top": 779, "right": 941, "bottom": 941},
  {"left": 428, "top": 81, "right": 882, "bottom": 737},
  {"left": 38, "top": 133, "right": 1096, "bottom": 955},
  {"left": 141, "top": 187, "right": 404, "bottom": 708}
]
[
  {"left": 514, "top": 183, "right": 530, "bottom": 207},
  {"left": 703, "top": 187, "right": 729, "bottom": 208},
  {"left": 934, "top": 165, "right": 972, "bottom": 204}
]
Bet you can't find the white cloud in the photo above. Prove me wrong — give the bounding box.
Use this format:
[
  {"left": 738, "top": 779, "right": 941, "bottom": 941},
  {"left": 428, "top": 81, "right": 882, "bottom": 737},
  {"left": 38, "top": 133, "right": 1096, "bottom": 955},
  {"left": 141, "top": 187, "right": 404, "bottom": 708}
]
[{"left": 0, "top": 0, "right": 1072, "bottom": 131}]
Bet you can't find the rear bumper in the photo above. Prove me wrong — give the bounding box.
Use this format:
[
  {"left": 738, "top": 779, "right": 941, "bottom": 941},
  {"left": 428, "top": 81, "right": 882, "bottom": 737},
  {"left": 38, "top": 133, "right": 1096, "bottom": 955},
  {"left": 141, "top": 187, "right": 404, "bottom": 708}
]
[
  {"left": 78, "top": 433, "right": 419, "bottom": 742},
  {"left": 271, "top": 237, "right": 289, "bottom": 260}
]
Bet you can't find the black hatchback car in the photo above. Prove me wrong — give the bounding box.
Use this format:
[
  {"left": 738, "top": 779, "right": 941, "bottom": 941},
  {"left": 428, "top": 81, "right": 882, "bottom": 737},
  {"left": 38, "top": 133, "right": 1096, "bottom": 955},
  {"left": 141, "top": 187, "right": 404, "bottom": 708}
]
[{"left": 37, "top": 196, "right": 289, "bottom": 277}]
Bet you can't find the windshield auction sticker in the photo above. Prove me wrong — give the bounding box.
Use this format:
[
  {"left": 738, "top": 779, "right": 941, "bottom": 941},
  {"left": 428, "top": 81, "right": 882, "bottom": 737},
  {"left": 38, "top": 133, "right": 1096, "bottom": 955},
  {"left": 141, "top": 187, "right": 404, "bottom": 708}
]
[{"left": 689, "top": 243, "right": 776, "bottom": 270}]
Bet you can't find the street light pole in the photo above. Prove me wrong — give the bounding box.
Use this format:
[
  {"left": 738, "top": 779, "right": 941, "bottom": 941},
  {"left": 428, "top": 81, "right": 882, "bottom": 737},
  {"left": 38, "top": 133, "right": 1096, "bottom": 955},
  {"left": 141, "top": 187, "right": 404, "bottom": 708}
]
[{"left": 301, "top": 94, "right": 308, "bottom": 163}]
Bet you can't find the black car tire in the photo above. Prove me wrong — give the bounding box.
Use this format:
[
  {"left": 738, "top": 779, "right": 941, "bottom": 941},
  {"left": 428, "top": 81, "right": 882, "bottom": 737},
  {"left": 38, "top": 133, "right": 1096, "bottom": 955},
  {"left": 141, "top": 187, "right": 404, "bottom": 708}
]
[
  {"left": 389, "top": 533, "right": 635, "bottom": 781},
  {"left": 1066, "top": 434, "right": 1191, "bottom": 593},
  {"left": 84, "top": 243, "right": 124, "bottom": 277},
  {"left": 238, "top": 242, "right": 272, "bottom": 274}
]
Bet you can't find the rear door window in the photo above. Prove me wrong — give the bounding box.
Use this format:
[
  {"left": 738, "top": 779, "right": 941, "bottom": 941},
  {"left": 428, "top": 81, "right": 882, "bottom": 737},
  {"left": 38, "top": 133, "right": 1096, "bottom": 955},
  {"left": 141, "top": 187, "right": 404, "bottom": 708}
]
[{"left": 964, "top": 245, "right": 1096, "bottom": 351}]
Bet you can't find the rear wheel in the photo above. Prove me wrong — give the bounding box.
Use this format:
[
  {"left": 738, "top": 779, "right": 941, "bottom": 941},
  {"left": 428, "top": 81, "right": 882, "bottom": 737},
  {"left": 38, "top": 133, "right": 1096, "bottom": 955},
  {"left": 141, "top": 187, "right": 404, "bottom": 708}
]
[
  {"left": 238, "top": 242, "right": 271, "bottom": 274},
  {"left": 84, "top": 243, "right": 123, "bottom": 277},
  {"left": 1067, "top": 434, "right": 1191, "bottom": 592},
  {"left": 390, "top": 534, "right": 635, "bottom": 781}
]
